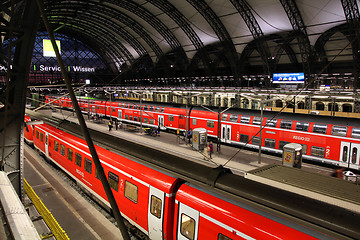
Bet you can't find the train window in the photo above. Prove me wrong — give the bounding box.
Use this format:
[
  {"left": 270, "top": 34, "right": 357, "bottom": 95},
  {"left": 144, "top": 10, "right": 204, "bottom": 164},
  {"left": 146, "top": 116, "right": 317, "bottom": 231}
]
[
  {"left": 295, "top": 122, "right": 309, "bottom": 132},
  {"left": 313, "top": 124, "right": 327, "bottom": 134},
  {"left": 342, "top": 146, "right": 348, "bottom": 162},
  {"left": 150, "top": 195, "right": 162, "bottom": 219},
  {"left": 351, "top": 128, "right": 360, "bottom": 139},
  {"left": 84, "top": 158, "right": 92, "bottom": 174},
  {"left": 352, "top": 147, "right": 357, "bottom": 164},
  {"left": 118, "top": 103, "right": 121, "bottom": 107},
  {"left": 144, "top": 106, "right": 148, "bottom": 111},
  {"left": 125, "top": 115, "right": 128, "bottom": 120},
  {"left": 124, "top": 181, "right": 138, "bottom": 203},
  {"left": 331, "top": 126, "right": 347, "bottom": 137},
  {"left": 222, "top": 114, "right": 228, "bottom": 121},
  {"left": 265, "top": 138, "right": 276, "bottom": 148},
  {"left": 75, "top": 153, "right": 82, "bottom": 167},
  {"left": 279, "top": 141, "right": 290, "bottom": 150},
  {"left": 218, "top": 233, "right": 233, "bottom": 240},
  {"left": 207, "top": 120, "right": 215, "bottom": 128},
  {"left": 161, "top": 108, "right": 165, "bottom": 113},
  {"left": 45, "top": 135, "right": 48, "bottom": 145},
  {"left": 129, "top": 116, "right": 133, "bottom": 121},
  {"left": 134, "top": 116, "right": 138, "bottom": 122},
  {"left": 229, "top": 114, "right": 238, "bottom": 122},
  {"left": 180, "top": 214, "right": 195, "bottom": 240},
  {"left": 108, "top": 171, "right": 119, "bottom": 192},
  {"left": 155, "top": 107, "right": 160, "bottom": 112},
  {"left": 67, "top": 148, "right": 73, "bottom": 161},
  {"left": 240, "top": 116, "right": 250, "bottom": 124},
  {"left": 54, "top": 141, "right": 59, "bottom": 152},
  {"left": 192, "top": 118, "right": 197, "bottom": 125},
  {"left": 40, "top": 132, "right": 43, "bottom": 142},
  {"left": 280, "top": 120, "right": 293, "bottom": 129},
  {"left": 60, "top": 144, "right": 65, "bottom": 156},
  {"left": 144, "top": 118, "right": 148, "bottom": 123},
  {"left": 252, "top": 136, "right": 261, "bottom": 146},
  {"left": 240, "top": 134, "right": 249, "bottom": 143},
  {"left": 133, "top": 104, "right": 138, "bottom": 109},
  {"left": 149, "top": 118, "right": 154, "bottom": 124},
  {"left": 168, "top": 115, "right": 174, "bottom": 122},
  {"left": 95, "top": 166, "right": 103, "bottom": 180},
  {"left": 149, "top": 106, "right": 154, "bottom": 111},
  {"left": 112, "top": 107, "right": 115, "bottom": 112},
  {"left": 266, "top": 119, "right": 277, "bottom": 127},
  {"left": 252, "top": 117, "right": 261, "bottom": 125},
  {"left": 311, "top": 146, "right": 325, "bottom": 158}
]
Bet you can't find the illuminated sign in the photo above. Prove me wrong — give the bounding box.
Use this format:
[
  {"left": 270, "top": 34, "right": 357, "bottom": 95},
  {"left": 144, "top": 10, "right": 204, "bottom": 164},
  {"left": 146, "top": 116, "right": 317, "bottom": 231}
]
[
  {"left": 272, "top": 73, "right": 304, "bottom": 84},
  {"left": 43, "top": 39, "right": 61, "bottom": 57},
  {"left": 33, "top": 65, "right": 95, "bottom": 73}
]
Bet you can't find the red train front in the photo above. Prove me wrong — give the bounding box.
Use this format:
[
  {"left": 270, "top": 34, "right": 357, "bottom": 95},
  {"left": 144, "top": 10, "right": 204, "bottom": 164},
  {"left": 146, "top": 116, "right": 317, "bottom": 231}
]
[{"left": 24, "top": 115, "right": 34, "bottom": 144}]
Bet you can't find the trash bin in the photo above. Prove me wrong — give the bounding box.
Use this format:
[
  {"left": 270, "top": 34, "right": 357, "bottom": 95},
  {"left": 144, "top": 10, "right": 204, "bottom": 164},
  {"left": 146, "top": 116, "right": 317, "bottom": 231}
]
[
  {"left": 282, "top": 143, "right": 302, "bottom": 168},
  {"left": 192, "top": 128, "right": 207, "bottom": 151}
]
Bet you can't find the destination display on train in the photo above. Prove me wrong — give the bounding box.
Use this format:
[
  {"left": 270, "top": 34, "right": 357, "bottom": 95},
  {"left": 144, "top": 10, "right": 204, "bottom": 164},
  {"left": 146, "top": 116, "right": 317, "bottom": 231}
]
[{"left": 272, "top": 72, "right": 304, "bottom": 84}]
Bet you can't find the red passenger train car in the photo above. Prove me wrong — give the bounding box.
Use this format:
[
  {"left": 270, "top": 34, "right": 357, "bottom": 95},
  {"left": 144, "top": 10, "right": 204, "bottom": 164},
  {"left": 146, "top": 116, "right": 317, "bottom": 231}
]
[
  {"left": 29, "top": 122, "right": 344, "bottom": 239},
  {"left": 45, "top": 95, "right": 360, "bottom": 170},
  {"left": 24, "top": 115, "right": 34, "bottom": 144}
]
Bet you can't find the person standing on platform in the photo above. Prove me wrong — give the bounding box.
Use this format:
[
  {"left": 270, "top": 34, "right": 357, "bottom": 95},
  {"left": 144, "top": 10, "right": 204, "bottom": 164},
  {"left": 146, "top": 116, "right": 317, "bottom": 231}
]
[
  {"left": 187, "top": 129, "right": 192, "bottom": 143},
  {"left": 108, "top": 120, "right": 113, "bottom": 131},
  {"left": 157, "top": 125, "right": 161, "bottom": 136},
  {"left": 209, "top": 141, "right": 214, "bottom": 159},
  {"left": 176, "top": 129, "right": 180, "bottom": 143}
]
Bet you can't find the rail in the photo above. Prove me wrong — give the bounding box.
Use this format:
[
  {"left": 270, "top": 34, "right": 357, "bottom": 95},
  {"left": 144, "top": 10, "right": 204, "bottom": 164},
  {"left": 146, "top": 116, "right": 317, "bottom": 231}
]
[{"left": 24, "top": 179, "right": 69, "bottom": 240}]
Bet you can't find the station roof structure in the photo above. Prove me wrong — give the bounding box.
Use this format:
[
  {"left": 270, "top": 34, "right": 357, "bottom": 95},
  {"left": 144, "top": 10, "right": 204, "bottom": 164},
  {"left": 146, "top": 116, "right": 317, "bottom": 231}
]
[
  {"left": 1, "top": 0, "right": 360, "bottom": 85},
  {"left": 8, "top": 0, "right": 354, "bottom": 86}
]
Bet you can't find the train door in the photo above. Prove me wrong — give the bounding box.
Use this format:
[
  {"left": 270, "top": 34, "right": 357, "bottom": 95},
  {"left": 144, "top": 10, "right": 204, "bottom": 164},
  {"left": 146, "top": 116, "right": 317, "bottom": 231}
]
[
  {"left": 118, "top": 110, "right": 122, "bottom": 120},
  {"left": 221, "top": 124, "right": 231, "bottom": 143},
  {"left": 148, "top": 186, "right": 165, "bottom": 239},
  {"left": 178, "top": 115, "right": 186, "bottom": 130},
  {"left": 158, "top": 115, "right": 165, "bottom": 130},
  {"left": 177, "top": 203, "right": 199, "bottom": 240},
  {"left": 45, "top": 132, "right": 49, "bottom": 157},
  {"left": 340, "top": 142, "right": 360, "bottom": 169}
]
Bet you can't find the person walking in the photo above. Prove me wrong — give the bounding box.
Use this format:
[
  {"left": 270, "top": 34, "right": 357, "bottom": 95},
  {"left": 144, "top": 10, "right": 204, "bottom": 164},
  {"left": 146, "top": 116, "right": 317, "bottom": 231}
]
[{"left": 209, "top": 141, "right": 214, "bottom": 159}]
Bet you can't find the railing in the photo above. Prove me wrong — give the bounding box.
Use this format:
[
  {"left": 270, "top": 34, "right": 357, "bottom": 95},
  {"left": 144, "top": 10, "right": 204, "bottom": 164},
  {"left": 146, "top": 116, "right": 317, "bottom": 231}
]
[{"left": 24, "top": 179, "right": 69, "bottom": 240}]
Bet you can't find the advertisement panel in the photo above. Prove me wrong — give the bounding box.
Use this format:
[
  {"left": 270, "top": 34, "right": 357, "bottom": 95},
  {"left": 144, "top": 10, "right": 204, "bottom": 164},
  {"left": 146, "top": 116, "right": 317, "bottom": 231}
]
[
  {"left": 43, "top": 39, "right": 61, "bottom": 57},
  {"left": 272, "top": 72, "right": 304, "bottom": 84}
]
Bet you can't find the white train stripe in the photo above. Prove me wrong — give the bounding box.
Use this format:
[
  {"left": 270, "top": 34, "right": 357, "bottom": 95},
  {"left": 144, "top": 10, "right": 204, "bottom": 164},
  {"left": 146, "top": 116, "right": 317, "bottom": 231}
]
[{"left": 200, "top": 212, "right": 255, "bottom": 240}]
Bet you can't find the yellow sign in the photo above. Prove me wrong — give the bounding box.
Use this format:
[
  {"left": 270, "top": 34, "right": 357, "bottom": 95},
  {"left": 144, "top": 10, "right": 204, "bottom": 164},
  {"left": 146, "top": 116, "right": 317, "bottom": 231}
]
[{"left": 284, "top": 151, "right": 293, "bottom": 163}]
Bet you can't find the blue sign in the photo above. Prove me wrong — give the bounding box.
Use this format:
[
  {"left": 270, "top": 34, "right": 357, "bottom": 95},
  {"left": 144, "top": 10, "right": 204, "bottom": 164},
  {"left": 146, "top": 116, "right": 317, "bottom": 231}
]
[{"left": 272, "top": 73, "right": 304, "bottom": 84}]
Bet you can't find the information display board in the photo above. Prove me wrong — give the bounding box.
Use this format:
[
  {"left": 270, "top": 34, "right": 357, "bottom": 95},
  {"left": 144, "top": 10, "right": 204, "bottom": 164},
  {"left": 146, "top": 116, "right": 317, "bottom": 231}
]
[{"left": 272, "top": 73, "right": 304, "bottom": 84}]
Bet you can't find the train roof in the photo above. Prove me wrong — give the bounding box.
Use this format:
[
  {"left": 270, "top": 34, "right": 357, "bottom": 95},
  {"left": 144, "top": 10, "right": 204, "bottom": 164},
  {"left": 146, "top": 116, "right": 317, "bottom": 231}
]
[
  {"left": 35, "top": 124, "right": 179, "bottom": 193},
  {"left": 27, "top": 110, "right": 360, "bottom": 239},
  {"left": 48, "top": 94, "right": 360, "bottom": 127}
]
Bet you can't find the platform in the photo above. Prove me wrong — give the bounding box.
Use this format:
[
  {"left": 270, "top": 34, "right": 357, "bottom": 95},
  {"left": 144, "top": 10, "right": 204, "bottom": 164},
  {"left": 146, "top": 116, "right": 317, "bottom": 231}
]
[{"left": 245, "top": 164, "right": 360, "bottom": 213}]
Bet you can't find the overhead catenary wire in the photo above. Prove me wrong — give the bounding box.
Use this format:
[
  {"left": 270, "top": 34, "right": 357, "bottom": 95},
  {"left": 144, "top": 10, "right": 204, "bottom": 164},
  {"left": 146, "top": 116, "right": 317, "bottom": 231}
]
[
  {"left": 223, "top": 35, "right": 357, "bottom": 167},
  {"left": 35, "top": 0, "right": 131, "bottom": 239}
]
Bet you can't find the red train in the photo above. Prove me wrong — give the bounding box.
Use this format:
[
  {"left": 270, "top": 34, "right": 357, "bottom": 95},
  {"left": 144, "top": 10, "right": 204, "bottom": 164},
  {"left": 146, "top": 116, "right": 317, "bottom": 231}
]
[
  {"left": 24, "top": 115, "right": 34, "bottom": 145},
  {"left": 45, "top": 95, "right": 360, "bottom": 170},
  {"left": 28, "top": 121, "right": 354, "bottom": 239}
]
